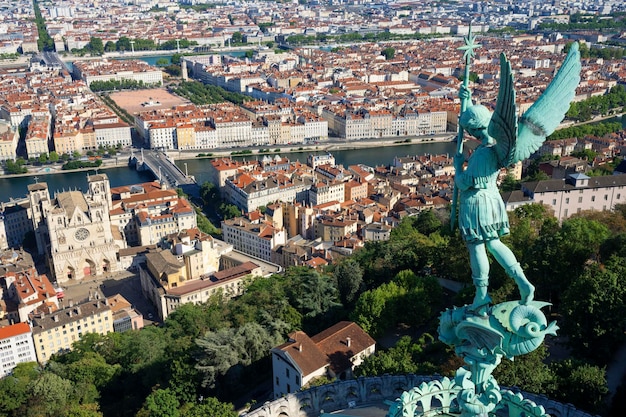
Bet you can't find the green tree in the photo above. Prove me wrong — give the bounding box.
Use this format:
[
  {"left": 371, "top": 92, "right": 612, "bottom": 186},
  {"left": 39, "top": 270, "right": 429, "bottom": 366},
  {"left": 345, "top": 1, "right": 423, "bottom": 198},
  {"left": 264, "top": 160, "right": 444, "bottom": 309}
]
[
  {"left": 231, "top": 32, "right": 243, "bottom": 44},
  {"left": 156, "top": 58, "right": 170, "bottom": 67},
  {"left": 117, "top": 36, "right": 131, "bottom": 51},
  {"left": 355, "top": 334, "right": 442, "bottom": 376},
  {"left": 381, "top": 47, "right": 395, "bottom": 59},
  {"left": 415, "top": 209, "right": 443, "bottom": 235},
  {"left": 137, "top": 388, "right": 180, "bottom": 417},
  {"left": 560, "top": 256, "right": 626, "bottom": 363},
  {"left": 219, "top": 203, "right": 241, "bottom": 220},
  {"left": 104, "top": 41, "right": 116, "bottom": 52},
  {"left": 181, "top": 397, "right": 237, "bottom": 417},
  {"left": 0, "top": 362, "right": 39, "bottom": 415},
  {"left": 49, "top": 150, "right": 59, "bottom": 163},
  {"left": 28, "top": 372, "right": 74, "bottom": 416},
  {"left": 283, "top": 267, "right": 341, "bottom": 330},
  {"left": 88, "top": 37, "right": 104, "bottom": 55},
  {"left": 38, "top": 153, "right": 48, "bottom": 164},
  {"left": 200, "top": 181, "right": 219, "bottom": 205},
  {"left": 493, "top": 345, "right": 556, "bottom": 394},
  {"left": 550, "top": 359, "right": 609, "bottom": 414},
  {"left": 333, "top": 258, "right": 364, "bottom": 305},
  {"left": 65, "top": 403, "right": 104, "bottom": 417}
]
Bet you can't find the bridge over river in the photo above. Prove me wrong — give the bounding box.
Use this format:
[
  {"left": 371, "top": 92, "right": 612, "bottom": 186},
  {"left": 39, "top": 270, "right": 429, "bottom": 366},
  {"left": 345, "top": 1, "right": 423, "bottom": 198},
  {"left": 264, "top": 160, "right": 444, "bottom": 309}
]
[{"left": 129, "top": 149, "right": 200, "bottom": 198}]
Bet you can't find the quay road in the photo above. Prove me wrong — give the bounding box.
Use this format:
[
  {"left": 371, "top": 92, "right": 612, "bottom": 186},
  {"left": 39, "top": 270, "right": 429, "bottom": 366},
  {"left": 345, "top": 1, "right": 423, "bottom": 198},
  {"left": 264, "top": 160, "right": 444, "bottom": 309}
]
[{"left": 133, "top": 149, "right": 200, "bottom": 197}]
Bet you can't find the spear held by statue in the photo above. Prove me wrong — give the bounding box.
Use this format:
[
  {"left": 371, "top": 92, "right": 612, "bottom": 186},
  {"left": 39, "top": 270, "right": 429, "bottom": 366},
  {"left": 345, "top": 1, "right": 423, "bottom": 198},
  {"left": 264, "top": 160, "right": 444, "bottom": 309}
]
[{"left": 450, "top": 25, "right": 481, "bottom": 231}]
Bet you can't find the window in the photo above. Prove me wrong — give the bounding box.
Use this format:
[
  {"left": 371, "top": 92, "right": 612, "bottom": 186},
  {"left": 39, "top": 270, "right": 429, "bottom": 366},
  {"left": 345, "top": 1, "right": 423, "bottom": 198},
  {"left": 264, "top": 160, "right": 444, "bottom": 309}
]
[
  {"left": 605, "top": 195, "right": 608, "bottom": 200},
  {"left": 565, "top": 198, "right": 569, "bottom": 204},
  {"left": 276, "top": 377, "right": 279, "bottom": 386},
  {"left": 286, "top": 368, "right": 290, "bottom": 378},
  {"left": 552, "top": 199, "right": 556, "bottom": 205},
  {"left": 578, "top": 197, "right": 582, "bottom": 203},
  {"left": 592, "top": 196, "right": 595, "bottom": 202}
]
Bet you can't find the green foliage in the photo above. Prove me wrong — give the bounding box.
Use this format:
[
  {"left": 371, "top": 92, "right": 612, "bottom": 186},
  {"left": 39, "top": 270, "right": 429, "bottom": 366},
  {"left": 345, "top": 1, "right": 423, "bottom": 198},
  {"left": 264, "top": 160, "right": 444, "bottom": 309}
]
[
  {"left": 138, "top": 388, "right": 180, "bottom": 417},
  {"left": 381, "top": 47, "right": 396, "bottom": 60},
  {"left": 539, "top": 12, "right": 626, "bottom": 33},
  {"left": 88, "top": 37, "right": 104, "bottom": 55},
  {"left": 89, "top": 78, "right": 158, "bottom": 92},
  {"left": 180, "top": 397, "right": 237, "bottom": 417},
  {"left": 4, "top": 158, "right": 28, "bottom": 174},
  {"left": 333, "top": 258, "right": 364, "bottom": 305},
  {"left": 282, "top": 267, "right": 341, "bottom": 331},
  {"left": 350, "top": 269, "right": 441, "bottom": 338},
  {"left": 561, "top": 256, "right": 626, "bottom": 363},
  {"left": 159, "top": 39, "right": 197, "bottom": 51},
  {"left": 355, "top": 334, "right": 444, "bottom": 377},
  {"left": 171, "top": 81, "right": 249, "bottom": 105},
  {"left": 550, "top": 359, "right": 609, "bottom": 414},
  {"left": 164, "top": 65, "right": 182, "bottom": 77},
  {"left": 219, "top": 203, "right": 241, "bottom": 220},
  {"left": 562, "top": 85, "right": 626, "bottom": 124},
  {"left": 62, "top": 159, "right": 103, "bottom": 170},
  {"left": 195, "top": 322, "right": 283, "bottom": 392},
  {"left": 49, "top": 151, "right": 60, "bottom": 163},
  {"left": 494, "top": 345, "right": 556, "bottom": 394}
]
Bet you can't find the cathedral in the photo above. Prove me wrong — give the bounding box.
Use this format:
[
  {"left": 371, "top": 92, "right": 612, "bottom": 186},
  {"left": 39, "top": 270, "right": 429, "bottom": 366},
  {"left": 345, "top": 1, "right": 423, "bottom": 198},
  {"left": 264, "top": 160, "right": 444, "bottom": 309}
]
[{"left": 28, "top": 174, "right": 124, "bottom": 283}]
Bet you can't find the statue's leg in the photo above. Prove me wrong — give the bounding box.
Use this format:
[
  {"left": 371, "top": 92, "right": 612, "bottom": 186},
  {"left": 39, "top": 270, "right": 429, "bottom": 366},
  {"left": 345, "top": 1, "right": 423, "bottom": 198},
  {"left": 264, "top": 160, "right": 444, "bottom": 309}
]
[
  {"left": 467, "top": 241, "right": 491, "bottom": 314},
  {"left": 485, "top": 239, "right": 535, "bottom": 304}
]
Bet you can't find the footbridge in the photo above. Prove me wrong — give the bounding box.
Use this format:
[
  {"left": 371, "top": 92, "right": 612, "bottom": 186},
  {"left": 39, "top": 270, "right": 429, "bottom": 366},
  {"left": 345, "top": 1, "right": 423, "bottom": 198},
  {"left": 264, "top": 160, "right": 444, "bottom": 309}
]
[{"left": 129, "top": 149, "right": 200, "bottom": 197}]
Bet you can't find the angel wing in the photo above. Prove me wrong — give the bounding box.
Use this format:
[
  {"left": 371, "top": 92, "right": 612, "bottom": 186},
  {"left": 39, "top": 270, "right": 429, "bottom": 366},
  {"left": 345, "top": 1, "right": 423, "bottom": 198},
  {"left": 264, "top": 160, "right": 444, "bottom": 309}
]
[{"left": 489, "top": 43, "right": 582, "bottom": 167}]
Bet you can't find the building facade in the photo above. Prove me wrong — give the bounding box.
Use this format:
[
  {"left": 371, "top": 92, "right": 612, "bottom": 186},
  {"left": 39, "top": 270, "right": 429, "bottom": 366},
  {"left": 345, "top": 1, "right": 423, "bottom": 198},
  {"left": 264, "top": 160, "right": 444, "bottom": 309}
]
[{"left": 0, "top": 323, "right": 37, "bottom": 377}]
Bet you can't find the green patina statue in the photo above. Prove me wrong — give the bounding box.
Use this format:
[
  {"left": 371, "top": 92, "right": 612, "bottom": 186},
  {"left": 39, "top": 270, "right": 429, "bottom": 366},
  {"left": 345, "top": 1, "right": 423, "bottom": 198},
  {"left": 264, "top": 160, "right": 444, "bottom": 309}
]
[
  {"left": 388, "top": 31, "right": 582, "bottom": 417},
  {"left": 454, "top": 41, "right": 581, "bottom": 315}
]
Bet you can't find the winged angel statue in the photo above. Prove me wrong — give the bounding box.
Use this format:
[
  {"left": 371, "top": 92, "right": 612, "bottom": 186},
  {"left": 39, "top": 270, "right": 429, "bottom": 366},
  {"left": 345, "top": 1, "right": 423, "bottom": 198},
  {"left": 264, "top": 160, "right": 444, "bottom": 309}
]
[{"left": 454, "top": 43, "right": 581, "bottom": 315}]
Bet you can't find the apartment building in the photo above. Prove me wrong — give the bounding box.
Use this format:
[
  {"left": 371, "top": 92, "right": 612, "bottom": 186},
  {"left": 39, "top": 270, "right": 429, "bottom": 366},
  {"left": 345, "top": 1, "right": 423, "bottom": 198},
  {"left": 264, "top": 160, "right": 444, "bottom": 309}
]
[
  {"left": 224, "top": 173, "right": 311, "bottom": 213},
  {"left": 0, "top": 122, "right": 19, "bottom": 161},
  {"left": 72, "top": 60, "right": 163, "bottom": 87},
  {"left": 314, "top": 215, "right": 358, "bottom": 242},
  {"left": 94, "top": 122, "right": 132, "bottom": 148},
  {"left": 0, "top": 323, "right": 37, "bottom": 377},
  {"left": 31, "top": 297, "right": 114, "bottom": 363},
  {"left": 221, "top": 217, "right": 286, "bottom": 262},
  {"left": 5, "top": 267, "right": 59, "bottom": 323},
  {"left": 138, "top": 233, "right": 276, "bottom": 320},
  {"left": 522, "top": 173, "right": 626, "bottom": 222},
  {"left": 109, "top": 181, "right": 197, "bottom": 247},
  {"left": 25, "top": 116, "right": 51, "bottom": 159},
  {"left": 309, "top": 181, "right": 345, "bottom": 207}
]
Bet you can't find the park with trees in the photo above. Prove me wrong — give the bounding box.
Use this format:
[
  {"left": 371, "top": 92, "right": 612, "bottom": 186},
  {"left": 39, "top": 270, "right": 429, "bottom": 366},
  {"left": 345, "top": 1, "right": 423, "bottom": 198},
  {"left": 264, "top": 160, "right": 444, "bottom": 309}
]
[{"left": 1, "top": 203, "right": 626, "bottom": 416}]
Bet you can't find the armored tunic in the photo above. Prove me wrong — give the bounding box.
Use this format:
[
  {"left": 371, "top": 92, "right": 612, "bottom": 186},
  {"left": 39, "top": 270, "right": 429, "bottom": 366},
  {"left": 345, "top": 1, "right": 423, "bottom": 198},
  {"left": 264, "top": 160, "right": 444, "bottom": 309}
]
[{"left": 455, "top": 145, "right": 509, "bottom": 242}]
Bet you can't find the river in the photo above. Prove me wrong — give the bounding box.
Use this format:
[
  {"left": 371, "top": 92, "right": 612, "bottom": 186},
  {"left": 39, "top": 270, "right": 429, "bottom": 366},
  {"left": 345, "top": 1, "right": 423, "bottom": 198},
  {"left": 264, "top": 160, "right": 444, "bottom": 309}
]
[
  {"left": 1, "top": 141, "right": 455, "bottom": 201},
  {"left": 181, "top": 141, "right": 456, "bottom": 185}
]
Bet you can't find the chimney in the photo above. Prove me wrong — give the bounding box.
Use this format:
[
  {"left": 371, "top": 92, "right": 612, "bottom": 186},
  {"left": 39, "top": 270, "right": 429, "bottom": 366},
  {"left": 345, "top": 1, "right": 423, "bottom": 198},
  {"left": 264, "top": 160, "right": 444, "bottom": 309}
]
[
  {"left": 346, "top": 337, "right": 351, "bottom": 347},
  {"left": 298, "top": 343, "right": 302, "bottom": 352},
  {"left": 53, "top": 315, "right": 59, "bottom": 322}
]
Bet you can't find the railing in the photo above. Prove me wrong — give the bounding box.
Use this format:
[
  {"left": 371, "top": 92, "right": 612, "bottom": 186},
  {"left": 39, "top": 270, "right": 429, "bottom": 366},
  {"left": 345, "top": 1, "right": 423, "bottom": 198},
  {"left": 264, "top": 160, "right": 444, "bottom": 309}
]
[{"left": 241, "top": 375, "right": 600, "bottom": 417}]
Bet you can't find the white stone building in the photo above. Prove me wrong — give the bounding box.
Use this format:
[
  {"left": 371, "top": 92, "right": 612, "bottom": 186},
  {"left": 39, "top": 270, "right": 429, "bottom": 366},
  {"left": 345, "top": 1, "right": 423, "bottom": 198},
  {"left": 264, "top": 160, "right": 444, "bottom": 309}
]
[
  {"left": 521, "top": 173, "right": 626, "bottom": 222},
  {"left": 0, "top": 323, "right": 37, "bottom": 377},
  {"left": 271, "top": 321, "right": 375, "bottom": 398},
  {"left": 221, "top": 217, "right": 286, "bottom": 262}
]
